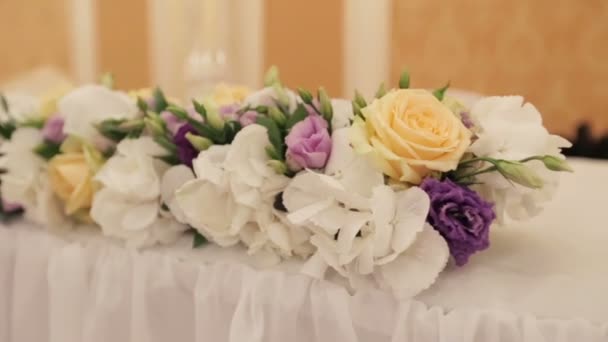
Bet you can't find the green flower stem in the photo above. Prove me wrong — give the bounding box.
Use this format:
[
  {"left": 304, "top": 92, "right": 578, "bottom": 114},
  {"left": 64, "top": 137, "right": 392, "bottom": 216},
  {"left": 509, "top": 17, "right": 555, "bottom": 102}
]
[{"left": 455, "top": 165, "right": 498, "bottom": 180}]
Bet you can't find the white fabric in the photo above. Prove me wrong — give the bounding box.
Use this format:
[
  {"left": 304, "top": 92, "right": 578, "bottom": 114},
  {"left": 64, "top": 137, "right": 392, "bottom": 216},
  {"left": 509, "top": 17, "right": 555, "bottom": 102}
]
[{"left": 1, "top": 158, "right": 608, "bottom": 341}]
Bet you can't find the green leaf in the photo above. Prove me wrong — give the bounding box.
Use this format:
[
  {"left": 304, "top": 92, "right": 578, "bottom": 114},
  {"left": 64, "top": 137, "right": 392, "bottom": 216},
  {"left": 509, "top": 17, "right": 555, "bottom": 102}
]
[
  {"left": 153, "top": 135, "right": 178, "bottom": 154},
  {"left": 0, "top": 93, "right": 9, "bottom": 113},
  {"left": 399, "top": 70, "right": 410, "bottom": 89},
  {"left": 265, "top": 145, "right": 280, "bottom": 160},
  {"left": 137, "top": 97, "right": 149, "bottom": 113},
  {"left": 192, "top": 100, "right": 208, "bottom": 122},
  {"left": 256, "top": 116, "right": 284, "bottom": 158},
  {"left": 0, "top": 122, "right": 16, "bottom": 140},
  {"left": 159, "top": 154, "right": 181, "bottom": 166},
  {"left": 375, "top": 82, "right": 387, "bottom": 99},
  {"left": 223, "top": 120, "right": 242, "bottom": 143},
  {"left": 432, "top": 81, "right": 450, "bottom": 101},
  {"left": 192, "top": 231, "right": 207, "bottom": 248},
  {"left": 34, "top": 142, "right": 62, "bottom": 160},
  {"left": 153, "top": 87, "right": 169, "bottom": 112},
  {"left": 21, "top": 118, "right": 44, "bottom": 129},
  {"left": 286, "top": 104, "right": 309, "bottom": 129}
]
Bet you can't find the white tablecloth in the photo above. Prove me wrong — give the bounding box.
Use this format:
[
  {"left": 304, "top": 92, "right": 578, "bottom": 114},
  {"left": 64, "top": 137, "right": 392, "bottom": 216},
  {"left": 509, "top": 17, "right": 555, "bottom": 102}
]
[{"left": 1, "top": 158, "right": 607, "bottom": 342}]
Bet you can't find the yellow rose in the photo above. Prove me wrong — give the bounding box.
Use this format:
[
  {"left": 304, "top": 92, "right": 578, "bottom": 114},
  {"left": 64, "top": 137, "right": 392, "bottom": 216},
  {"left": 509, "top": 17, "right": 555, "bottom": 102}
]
[
  {"left": 208, "top": 83, "right": 250, "bottom": 106},
  {"left": 350, "top": 89, "right": 471, "bottom": 184},
  {"left": 48, "top": 153, "right": 97, "bottom": 215}
]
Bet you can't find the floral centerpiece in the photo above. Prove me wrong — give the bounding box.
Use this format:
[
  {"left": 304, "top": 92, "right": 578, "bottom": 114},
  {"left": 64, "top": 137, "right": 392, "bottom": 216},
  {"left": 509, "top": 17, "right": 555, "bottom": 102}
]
[{"left": 0, "top": 68, "right": 572, "bottom": 297}]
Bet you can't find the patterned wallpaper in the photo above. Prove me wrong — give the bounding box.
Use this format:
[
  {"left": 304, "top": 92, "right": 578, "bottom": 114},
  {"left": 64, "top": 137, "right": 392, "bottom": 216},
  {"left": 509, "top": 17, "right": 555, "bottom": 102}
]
[{"left": 390, "top": 0, "right": 608, "bottom": 135}]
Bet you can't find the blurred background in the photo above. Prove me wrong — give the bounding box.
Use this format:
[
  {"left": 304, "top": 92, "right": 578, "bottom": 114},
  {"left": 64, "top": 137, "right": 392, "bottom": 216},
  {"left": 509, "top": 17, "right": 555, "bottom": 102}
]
[{"left": 1, "top": 0, "right": 607, "bottom": 139}]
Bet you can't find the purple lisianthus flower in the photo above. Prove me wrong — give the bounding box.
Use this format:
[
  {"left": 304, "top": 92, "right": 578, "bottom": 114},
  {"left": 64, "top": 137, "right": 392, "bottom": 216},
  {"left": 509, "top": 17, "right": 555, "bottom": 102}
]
[
  {"left": 285, "top": 115, "right": 331, "bottom": 171},
  {"left": 42, "top": 116, "right": 66, "bottom": 143},
  {"left": 2, "top": 199, "right": 22, "bottom": 213},
  {"left": 239, "top": 110, "right": 258, "bottom": 127},
  {"left": 160, "top": 111, "right": 184, "bottom": 135},
  {"left": 420, "top": 178, "right": 495, "bottom": 266},
  {"left": 173, "top": 124, "right": 199, "bottom": 167}
]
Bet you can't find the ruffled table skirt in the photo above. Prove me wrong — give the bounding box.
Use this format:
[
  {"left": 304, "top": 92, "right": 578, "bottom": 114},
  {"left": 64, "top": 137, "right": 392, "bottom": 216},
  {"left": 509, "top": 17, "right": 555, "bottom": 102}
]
[
  {"left": 1, "top": 158, "right": 608, "bottom": 341},
  {"left": 0, "top": 225, "right": 606, "bottom": 342}
]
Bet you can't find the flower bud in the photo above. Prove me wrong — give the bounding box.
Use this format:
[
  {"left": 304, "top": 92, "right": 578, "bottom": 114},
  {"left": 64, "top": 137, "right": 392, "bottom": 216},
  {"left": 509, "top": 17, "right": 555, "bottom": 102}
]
[
  {"left": 167, "top": 105, "right": 189, "bottom": 121},
  {"left": 264, "top": 65, "right": 280, "bottom": 87},
  {"left": 273, "top": 83, "right": 291, "bottom": 109},
  {"left": 354, "top": 90, "right": 367, "bottom": 109},
  {"left": 399, "top": 70, "right": 410, "bottom": 89},
  {"left": 297, "top": 88, "right": 313, "bottom": 104},
  {"left": 318, "top": 87, "right": 333, "bottom": 122},
  {"left": 268, "top": 106, "right": 286, "bottom": 126},
  {"left": 144, "top": 117, "right": 165, "bottom": 136},
  {"left": 540, "top": 155, "right": 573, "bottom": 172},
  {"left": 375, "top": 82, "right": 387, "bottom": 99},
  {"left": 205, "top": 105, "right": 225, "bottom": 131},
  {"left": 118, "top": 118, "right": 145, "bottom": 132},
  {"left": 185, "top": 132, "right": 213, "bottom": 151},
  {"left": 267, "top": 159, "right": 287, "bottom": 175},
  {"left": 495, "top": 160, "right": 544, "bottom": 189}
]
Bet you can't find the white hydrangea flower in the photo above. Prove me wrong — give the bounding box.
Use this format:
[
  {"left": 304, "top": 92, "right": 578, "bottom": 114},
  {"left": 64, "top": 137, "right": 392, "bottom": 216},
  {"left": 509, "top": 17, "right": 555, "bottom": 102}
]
[
  {"left": 283, "top": 128, "right": 449, "bottom": 298},
  {"left": 0, "top": 127, "right": 69, "bottom": 229},
  {"left": 243, "top": 86, "right": 299, "bottom": 113},
  {"left": 91, "top": 137, "right": 188, "bottom": 248},
  {"left": 468, "top": 96, "right": 572, "bottom": 222},
  {"left": 0, "top": 93, "right": 40, "bottom": 123},
  {"left": 173, "top": 125, "right": 312, "bottom": 259},
  {"left": 59, "top": 85, "right": 138, "bottom": 146}
]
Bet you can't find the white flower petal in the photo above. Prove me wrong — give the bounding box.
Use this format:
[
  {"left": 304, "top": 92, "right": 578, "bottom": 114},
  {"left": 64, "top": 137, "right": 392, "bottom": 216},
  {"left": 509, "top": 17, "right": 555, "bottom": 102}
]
[
  {"left": 301, "top": 252, "right": 329, "bottom": 279},
  {"left": 377, "top": 224, "right": 449, "bottom": 299},
  {"left": 370, "top": 185, "right": 396, "bottom": 257},
  {"left": 330, "top": 99, "right": 354, "bottom": 129},
  {"left": 121, "top": 200, "right": 159, "bottom": 231},
  {"left": 160, "top": 165, "right": 195, "bottom": 223},
  {"left": 391, "top": 186, "right": 430, "bottom": 254},
  {"left": 59, "top": 85, "right": 137, "bottom": 143}
]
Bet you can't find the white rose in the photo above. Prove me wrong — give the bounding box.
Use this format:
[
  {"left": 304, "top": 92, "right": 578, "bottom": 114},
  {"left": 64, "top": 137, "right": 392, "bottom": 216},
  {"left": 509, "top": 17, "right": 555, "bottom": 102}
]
[
  {"left": 468, "top": 96, "right": 572, "bottom": 222},
  {"left": 0, "top": 93, "right": 39, "bottom": 123},
  {"left": 283, "top": 128, "right": 449, "bottom": 298},
  {"left": 59, "top": 85, "right": 138, "bottom": 145},
  {"left": 0, "top": 127, "right": 69, "bottom": 228},
  {"left": 243, "top": 86, "right": 299, "bottom": 112},
  {"left": 91, "top": 137, "right": 187, "bottom": 247}
]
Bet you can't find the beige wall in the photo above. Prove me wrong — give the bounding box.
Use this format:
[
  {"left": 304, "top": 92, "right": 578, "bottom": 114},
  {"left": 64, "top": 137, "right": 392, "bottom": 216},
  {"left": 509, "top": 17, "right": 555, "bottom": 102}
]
[
  {"left": 2, "top": 0, "right": 607, "bottom": 136},
  {"left": 264, "top": 0, "right": 344, "bottom": 96},
  {"left": 0, "top": 0, "right": 71, "bottom": 81},
  {"left": 390, "top": 0, "right": 608, "bottom": 134}
]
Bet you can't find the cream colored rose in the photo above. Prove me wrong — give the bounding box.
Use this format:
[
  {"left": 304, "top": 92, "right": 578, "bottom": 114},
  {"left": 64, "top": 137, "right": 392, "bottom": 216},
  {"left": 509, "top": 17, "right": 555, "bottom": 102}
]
[
  {"left": 350, "top": 89, "right": 471, "bottom": 184},
  {"left": 48, "top": 153, "right": 97, "bottom": 215}
]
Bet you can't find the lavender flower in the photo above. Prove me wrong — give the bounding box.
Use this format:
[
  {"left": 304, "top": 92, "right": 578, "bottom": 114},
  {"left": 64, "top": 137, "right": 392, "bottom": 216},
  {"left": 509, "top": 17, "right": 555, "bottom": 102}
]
[
  {"left": 285, "top": 115, "right": 331, "bottom": 171},
  {"left": 239, "top": 110, "right": 258, "bottom": 127},
  {"left": 160, "top": 111, "right": 184, "bottom": 135},
  {"left": 42, "top": 116, "right": 66, "bottom": 143},
  {"left": 173, "top": 124, "right": 199, "bottom": 167},
  {"left": 219, "top": 104, "right": 240, "bottom": 121},
  {"left": 420, "top": 178, "right": 495, "bottom": 266}
]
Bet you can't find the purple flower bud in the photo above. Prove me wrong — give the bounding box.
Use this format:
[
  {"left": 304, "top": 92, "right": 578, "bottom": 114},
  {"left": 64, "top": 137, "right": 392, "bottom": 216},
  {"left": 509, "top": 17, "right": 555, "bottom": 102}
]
[
  {"left": 219, "top": 103, "right": 240, "bottom": 121},
  {"left": 42, "top": 116, "right": 66, "bottom": 143},
  {"left": 460, "top": 111, "right": 474, "bottom": 129},
  {"left": 239, "top": 110, "right": 258, "bottom": 127},
  {"left": 2, "top": 199, "right": 22, "bottom": 213},
  {"left": 285, "top": 115, "right": 332, "bottom": 171},
  {"left": 160, "top": 111, "right": 184, "bottom": 135},
  {"left": 420, "top": 178, "right": 496, "bottom": 266},
  {"left": 173, "top": 124, "right": 199, "bottom": 167}
]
